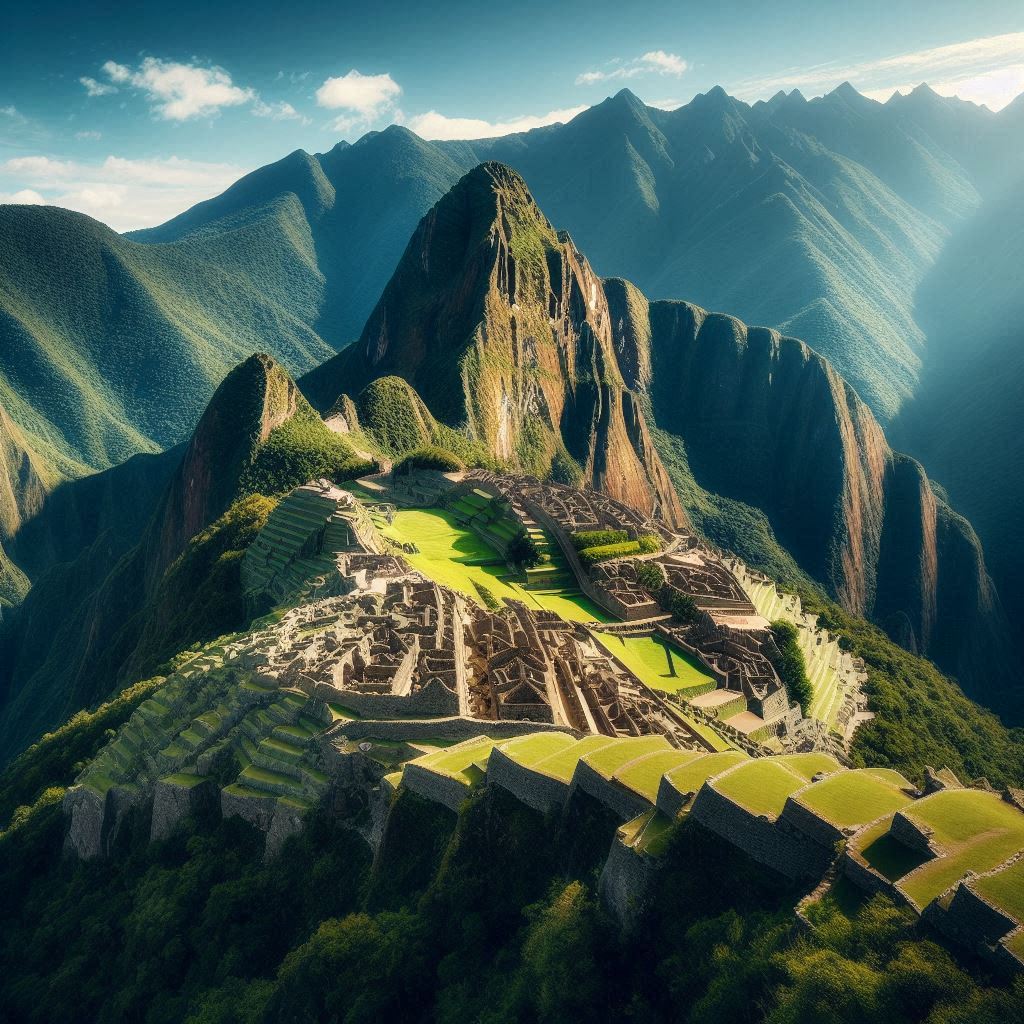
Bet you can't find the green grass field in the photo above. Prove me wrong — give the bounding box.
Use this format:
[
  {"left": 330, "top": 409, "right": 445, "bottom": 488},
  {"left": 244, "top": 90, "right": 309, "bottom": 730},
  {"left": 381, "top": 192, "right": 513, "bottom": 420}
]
[
  {"left": 662, "top": 751, "right": 749, "bottom": 803},
  {"left": 594, "top": 633, "right": 714, "bottom": 694},
  {"left": 973, "top": 857, "right": 1024, "bottom": 929},
  {"left": 712, "top": 759, "right": 812, "bottom": 818},
  {"left": 796, "top": 768, "right": 913, "bottom": 827},
  {"left": 614, "top": 749, "right": 701, "bottom": 803},
  {"left": 409, "top": 736, "right": 498, "bottom": 784},
  {"left": 379, "top": 506, "right": 603, "bottom": 621},
  {"left": 895, "top": 790, "right": 1024, "bottom": 910},
  {"left": 498, "top": 733, "right": 577, "bottom": 768},
  {"left": 530, "top": 735, "right": 618, "bottom": 783},
  {"left": 581, "top": 735, "right": 672, "bottom": 780}
]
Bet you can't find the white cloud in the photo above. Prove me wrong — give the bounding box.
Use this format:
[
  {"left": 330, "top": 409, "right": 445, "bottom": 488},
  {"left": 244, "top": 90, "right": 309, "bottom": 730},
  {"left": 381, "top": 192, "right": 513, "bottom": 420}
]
[
  {"left": 576, "top": 50, "right": 689, "bottom": 86},
  {"left": 729, "top": 31, "right": 1024, "bottom": 110},
  {"left": 97, "top": 57, "right": 256, "bottom": 120},
  {"left": 75, "top": 130, "right": 102, "bottom": 141},
  {"left": 252, "top": 99, "right": 309, "bottom": 123},
  {"left": 0, "top": 188, "right": 45, "bottom": 205},
  {"left": 315, "top": 70, "right": 401, "bottom": 132},
  {"left": 406, "top": 105, "right": 588, "bottom": 141},
  {"left": 1, "top": 105, "right": 26, "bottom": 122},
  {"left": 80, "top": 76, "right": 117, "bottom": 97},
  {"left": 0, "top": 153, "right": 246, "bottom": 230}
]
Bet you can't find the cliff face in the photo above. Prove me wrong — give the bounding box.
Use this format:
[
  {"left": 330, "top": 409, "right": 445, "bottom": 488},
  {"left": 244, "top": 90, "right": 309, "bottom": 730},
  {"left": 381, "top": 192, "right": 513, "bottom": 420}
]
[
  {"left": 302, "top": 163, "right": 685, "bottom": 527},
  {"left": 606, "top": 286, "right": 1016, "bottom": 707}
]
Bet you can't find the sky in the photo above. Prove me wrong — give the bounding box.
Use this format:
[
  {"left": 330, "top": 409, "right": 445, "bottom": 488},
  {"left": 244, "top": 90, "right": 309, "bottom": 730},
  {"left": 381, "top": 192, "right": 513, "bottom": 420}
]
[{"left": 1, "top": 0, "right": 1022, "bottom": 230}]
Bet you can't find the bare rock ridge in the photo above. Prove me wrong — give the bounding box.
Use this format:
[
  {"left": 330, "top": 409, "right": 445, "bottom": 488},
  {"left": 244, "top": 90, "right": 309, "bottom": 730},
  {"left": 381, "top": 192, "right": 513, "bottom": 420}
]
[
  {"left": 302, "top": 162, "right": 686, "bottom": 527},
  {"left": 604, "top": 286, "right": 1016, "bottom": 707}
]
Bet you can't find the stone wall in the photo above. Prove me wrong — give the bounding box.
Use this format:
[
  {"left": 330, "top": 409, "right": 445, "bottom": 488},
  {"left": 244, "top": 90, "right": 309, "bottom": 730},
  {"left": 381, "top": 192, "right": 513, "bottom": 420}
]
[
  {"left": 150, "top": 776, "right": 217, "bottom": 842},
  {"left": 486, "top": 746, "right": 569, "bottom": 816},
  {"left": 401, "top": 764, "right": 473, "bottom": 814},
  {"left": 63, "top": 784, "right": 146, "bottom": 860},
  {"left": 334, "top": 715, "right": 577, "bottom": 744},
  {"left": 571, "top": 761, "right": 654, "bottom": 823},
  {"left": 599, "top": 831, "right": 660, "bottom": 930},
  {"left": 314, "top": 677, "right": 459, "bottom": 719}
]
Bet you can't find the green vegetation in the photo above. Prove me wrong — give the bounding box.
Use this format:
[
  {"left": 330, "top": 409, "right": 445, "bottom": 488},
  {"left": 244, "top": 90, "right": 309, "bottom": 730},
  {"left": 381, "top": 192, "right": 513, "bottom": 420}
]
[
  {"left": 615, "top": 750, "right": 700, "bottom": 803},
  {"left": 594, "top": 632, "right": 715, "bottom": 695},
  {"left": 661, "top": 587, "right": 701, "bottom": 624},
  {"left": 471, "top": 580, "right": 501, "bottom": 610},
  {"left": 636, "top": 560, "right": 665, "bottom": 594},
  {"left": 809, "top": 596, "right": 1024, "bottom": 788},
  {"left": 571, "top": 529, "right": 629, "bottom": 550},
  {"left": 581, "top": 735, "right": 671, "bottom": 780},
  {"left": 239, "top": 409, "right": 375, "bottom": 497},
  {"left": 712, "top": 759, "right": 814, "bottom": 818},
  {"left": 125, "top": 495, "right": 277, "bottom": 681},
  {"left": 392, "top": 445, "right": 465, "bottom": 474},
  {"left": 506, "top": 532, "right": 541, "bottom": 567},
  {"left": 769, "top": 619, "right": 813, "bottom": 716},
  {"left": 795, "top": 769, "right": 913, "bottom": 827},
  {"left": 578, "top": 535, "right": 660, "bottom": 567}
]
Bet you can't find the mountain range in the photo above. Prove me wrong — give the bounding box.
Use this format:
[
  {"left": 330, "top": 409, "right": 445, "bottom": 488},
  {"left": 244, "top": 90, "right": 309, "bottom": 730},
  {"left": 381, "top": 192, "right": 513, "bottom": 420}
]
[{"left": 0, "top": 81, "right": 1023, "bottom": 750}]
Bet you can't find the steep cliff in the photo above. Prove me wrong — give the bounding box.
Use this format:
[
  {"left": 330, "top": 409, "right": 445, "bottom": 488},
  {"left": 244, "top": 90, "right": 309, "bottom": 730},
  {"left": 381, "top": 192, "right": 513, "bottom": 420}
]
[
  {"left": 605, "top": 285, "right": 1016, "bottom": 709},
  {"left": 302, "top": 163, "right": 685, "bottom": 526}
]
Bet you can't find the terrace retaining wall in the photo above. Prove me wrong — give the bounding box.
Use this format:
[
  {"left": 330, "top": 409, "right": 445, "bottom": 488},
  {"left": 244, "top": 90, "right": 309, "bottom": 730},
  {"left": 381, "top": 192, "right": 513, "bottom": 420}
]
[
  {"left": 599, "top": 832, "right": 659, "bottom": 930},
  {"left": 487, "top": 746, "right": 569, "bottom": 816},
  {"left": 571, "top": 760, "right": 654, "bottom": 823},
  {"left": 150, "top": 776, "right": 217, "bottom": 842}
]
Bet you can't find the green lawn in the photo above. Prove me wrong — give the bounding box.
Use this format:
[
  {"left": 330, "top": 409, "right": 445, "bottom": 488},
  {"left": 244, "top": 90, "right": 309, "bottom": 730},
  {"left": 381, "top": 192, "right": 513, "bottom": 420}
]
[
  {"left": 796, "top": 768, "right": 913, "bottom": 827},
  {"left": 594, "top": 633, "right": 714, "bottom": 694},
  {"left": 973, "top": 857, "right": 1024, "bottom": 927},
  {"left": 498, "top": 732, "right": 577, "bottom": 768},
  {"left": 379, "top": 506, "right": 603, "bottom": 621},
  {"left": 776, "top": 752, "right": 842, "bottom": 781},
  {"left": 614, "top": 749, "right": 701, "bottom": 803},
  {"left": 581, "top": 735, "right": 672, "bottom": 780},
  {"left": 712, "top": 759, "right": 810, "bottom": 818},
  {"left": 896, "top": 790, "right": 1024, "bottom": 909},
  {"left": 661, "top": 751, "right": 749, "bottom": 809},
  {"left": 531, "top": 735, "right": 618, "bottom": 783},
  {"left": 411, "top": 736, "right": 498, "bottom": 783}
]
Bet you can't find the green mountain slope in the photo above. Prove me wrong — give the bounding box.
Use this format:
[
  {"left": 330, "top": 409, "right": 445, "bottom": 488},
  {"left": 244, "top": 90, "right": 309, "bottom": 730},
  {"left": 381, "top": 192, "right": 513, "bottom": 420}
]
[
  {"left": 0, "top": 354, "right": 370, "bottom": 762},
  {"left": 0, "top": 203, "right": 335, "bottom": 479},
  {"left": 891, "top": 175, "right": 1024, "bottom": 661}
]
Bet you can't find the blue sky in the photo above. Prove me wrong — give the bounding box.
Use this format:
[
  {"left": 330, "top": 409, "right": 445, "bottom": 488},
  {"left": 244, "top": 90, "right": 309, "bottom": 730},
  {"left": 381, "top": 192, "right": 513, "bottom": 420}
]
[{"left": 1, "top": 0, "right": 1022, "bottom": 229}]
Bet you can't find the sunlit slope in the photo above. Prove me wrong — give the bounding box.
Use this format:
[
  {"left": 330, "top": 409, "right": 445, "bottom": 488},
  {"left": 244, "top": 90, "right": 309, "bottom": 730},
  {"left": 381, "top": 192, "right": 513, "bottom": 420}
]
[{"left": 0, "top": 204, "right": 334, "bottom": 474}]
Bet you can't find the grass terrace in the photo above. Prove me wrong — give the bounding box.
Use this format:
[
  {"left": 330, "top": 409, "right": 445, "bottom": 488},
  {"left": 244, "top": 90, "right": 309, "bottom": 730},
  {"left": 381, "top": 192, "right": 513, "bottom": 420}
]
[
  {"left": 661, "top": 750, "right": 749, "bottom": 806},
  {"left": 614, "top": 749, "right": 702, "bottom": 804},
  {"left": 594, "top": 633, "right": 714, "bottom": 695},
  {"left": 529, "top": 735, "right": 619, "bottom": 783},
  {"left": 893, "top": 790, "right": 1024, "bottom": 910},
  {"left": 794, "top": 768, "right": 913, "bottom": 828},
  {"left": 972, "top": 857, "right": 1024, "bottom": 934},
  {"left": 581, "top": 735, "right": 673, "bottom": 780},
  {"left": 496, "top": 732, "right": 577, "bottom": 768},
  {"left": 407, "top": 736, "right": 499, "bottom": 787},
  {"left": 712, "top": 758, "right": 826, "bottom": 819}
]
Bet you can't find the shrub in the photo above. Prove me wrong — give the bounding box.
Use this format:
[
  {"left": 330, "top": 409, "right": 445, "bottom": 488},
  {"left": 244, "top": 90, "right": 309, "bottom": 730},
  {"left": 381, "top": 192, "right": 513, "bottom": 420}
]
[
  {"left": 636, "top": 562, "right": 665, "bottom": 594},
  {"left": 392, "top": 446, "right": 464, "bottom": 474},
  {"left": 571, "top": 529, "right": 629, "bottom": 550},
  {"left": 637, "top": 533, "right": 661, "bottom": 554},
  {"left": 769, "top": 619, "right": 814, "bottom": 716},
  {"left": 661, "top": 587, "right": 701, "bottom": 625},
  {"left": 507, "top": 533, "right": 541, "bottom": 568},
  {"left": 579, "top": 540, "right": 642, "bottom": 567}
]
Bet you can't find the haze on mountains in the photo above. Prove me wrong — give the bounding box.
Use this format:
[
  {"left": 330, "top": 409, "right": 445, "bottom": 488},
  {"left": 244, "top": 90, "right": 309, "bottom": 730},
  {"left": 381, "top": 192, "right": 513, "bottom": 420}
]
[{"left": 1, "top": 80, "right": 1023, "bottom": 729}]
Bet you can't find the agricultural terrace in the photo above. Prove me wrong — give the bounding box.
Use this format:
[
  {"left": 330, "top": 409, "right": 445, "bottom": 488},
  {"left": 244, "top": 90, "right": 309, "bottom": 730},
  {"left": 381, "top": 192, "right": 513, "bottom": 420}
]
[
  {"left": 661, "top": 751, "right": 749, "bottom": 804},
  {"left": 407, "top": 736, "right": 499, "bottom": 787},
  {"left": 594, "top": 633, "right": 714, "bottom": 696},
  {"left": 374, "top": 505, "right": 605, "bottom": 622},
  {"left": 746, "top": 577, "right": 845, "bottom": 727},
  {"left": 528, "top": 735, "right": 620, "bottom": 783},
  {"left": 890, "top": 790, "right": 1024, "bottom": 910},
  {"left": 614, "top": 749, "right": 703, "bottom": 803},
  {"left": 711, "top": 753, "right": 841, "bottom": 818},
  {"left": 792, "top": 768, "right": 914, "bottom": 828},
  {"left": 973, "top": 857, "right": 1024, "bottom": 946},
  {"left": 581, "top": 735, "right": 673, "bottom": 780},
  {"left": 494, "top": 732, "right": 577, "bottom": 769}
]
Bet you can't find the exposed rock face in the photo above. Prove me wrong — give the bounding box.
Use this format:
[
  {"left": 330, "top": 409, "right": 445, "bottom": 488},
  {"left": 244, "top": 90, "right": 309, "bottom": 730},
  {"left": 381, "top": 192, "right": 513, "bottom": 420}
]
[
  {"left": 302, "top": 163, "right": 685, "bottom": 527},
  {"left": 606, "top": 287, "right": 1016, "bottom": 706}
]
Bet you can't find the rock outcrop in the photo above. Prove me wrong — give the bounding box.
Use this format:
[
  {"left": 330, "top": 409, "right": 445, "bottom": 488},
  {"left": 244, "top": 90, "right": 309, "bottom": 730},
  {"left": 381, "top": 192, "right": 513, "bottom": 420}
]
[
  {"left": 605, "top": 286, "right": 1016, "bottom": 705},
  {"left": 302, "top": 163, "right": 685, "bottom": 527}
]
